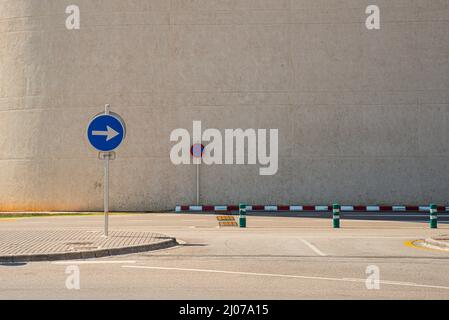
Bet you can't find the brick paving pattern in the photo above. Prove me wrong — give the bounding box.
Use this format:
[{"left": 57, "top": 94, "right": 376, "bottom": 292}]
[{"left": 0, "top": 230, "right": 176, "bottom": 262}]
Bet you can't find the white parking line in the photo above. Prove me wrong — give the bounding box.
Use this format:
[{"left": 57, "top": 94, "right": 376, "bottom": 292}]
[
  {"left": 122, "top": 265, "right": 449, "bottom": 291},
  {"left": 21, "top": 222, "right": 47, "bottom": 224},
  {"left": 123, "top": 218, "right": 200, "bottom": 222},
  {"left": 52, "top": 260, "right": 136, "bottom": 265},
  {"left": 299, "top": 236, "right": 416, "bottom": 239},
  {"left": 299, "top": 239, "right": 327, "bottom": 256}
]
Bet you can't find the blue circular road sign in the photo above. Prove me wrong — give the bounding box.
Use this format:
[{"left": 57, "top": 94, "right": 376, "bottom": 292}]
[
  {"left": 87, "top": 113, "right": 126, "bottom": 152},
  {"left": 191, "top": 143, "right": 205, "bottom": 158}
]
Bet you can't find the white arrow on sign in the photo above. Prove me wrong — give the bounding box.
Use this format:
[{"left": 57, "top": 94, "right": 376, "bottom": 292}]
[{"left": 92, "top": 126, "right": 119, "bottom": 141}]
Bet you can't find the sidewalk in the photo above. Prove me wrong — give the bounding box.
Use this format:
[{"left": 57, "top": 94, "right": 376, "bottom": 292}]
[{"left": 0, "top": 230, "right": 177, "bottom": 263}]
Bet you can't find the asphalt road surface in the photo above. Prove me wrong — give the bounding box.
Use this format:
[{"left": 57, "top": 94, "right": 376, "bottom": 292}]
[{"left": 1, "top": 212, "right": 449, "bottom": 299}]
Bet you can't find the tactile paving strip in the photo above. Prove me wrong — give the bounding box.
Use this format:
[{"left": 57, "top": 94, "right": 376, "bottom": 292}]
[{"left": 216, "top": 215, "right": 238, "bottom": 227}]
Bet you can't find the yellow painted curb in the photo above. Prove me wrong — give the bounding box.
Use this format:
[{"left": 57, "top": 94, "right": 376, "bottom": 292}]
[{"left": 0, "top": 218, "right": 19, "bottom": 222}]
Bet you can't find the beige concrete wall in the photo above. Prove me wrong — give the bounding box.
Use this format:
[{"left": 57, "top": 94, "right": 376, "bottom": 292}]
[{"left": 0, "top": 0, "right": 449, "bottom": 211}]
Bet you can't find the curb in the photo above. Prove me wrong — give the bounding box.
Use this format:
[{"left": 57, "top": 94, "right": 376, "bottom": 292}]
[
  {"left": 0, "top": 237, "right": 178, "bottom": 263},
  {"left": 0, "top": 212, "right": 140, "bottom": 218},
  {"left": 175, "top": 204, "right": 449, "bottom": 213}
]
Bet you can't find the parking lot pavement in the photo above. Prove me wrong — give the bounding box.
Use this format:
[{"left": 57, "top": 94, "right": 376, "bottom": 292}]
[{"left": 0, "top": 213, "right": 448, "bottom": 299}]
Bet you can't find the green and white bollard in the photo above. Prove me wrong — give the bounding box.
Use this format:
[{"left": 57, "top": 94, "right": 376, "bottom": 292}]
[
  {"left": 430, "top": 204, "right": 438, "bottom": 229},
  {"left": 239, "top": 203, "right": 246, "bottom": 228},
  {"left": 333, "top": 204, "right": 340, "bottom": 229}
]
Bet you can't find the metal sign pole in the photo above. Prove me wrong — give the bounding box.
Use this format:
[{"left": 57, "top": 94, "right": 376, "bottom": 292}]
[
  {"left": 104, "top": 155, "right": 109, "bottom": 237},
  {"left": 196, "top": 162, "right": 200, "bottom": 205},
  {"left": 103, "top": 104, "right": 110, "bottom": 237},
  {"left": 87, "top": 103, "right": 125, "bottom": 239},
  {"left": 192, "top": 141, "right": 202, "bottom": 205}
]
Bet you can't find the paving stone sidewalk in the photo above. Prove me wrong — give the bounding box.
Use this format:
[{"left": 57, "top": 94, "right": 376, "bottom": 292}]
[{"left": 0, "top": 230, "right": 177, "bottom": 262}]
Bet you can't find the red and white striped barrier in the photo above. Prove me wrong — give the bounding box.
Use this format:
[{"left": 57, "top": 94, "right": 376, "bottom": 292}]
[{"left": 175, "top": 205, "right": 449, "bottom": 213}]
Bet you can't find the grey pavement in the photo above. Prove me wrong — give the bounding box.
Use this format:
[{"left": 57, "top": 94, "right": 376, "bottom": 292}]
[{"left": 1, "top": 213, "right": 449, "bottom": 299}]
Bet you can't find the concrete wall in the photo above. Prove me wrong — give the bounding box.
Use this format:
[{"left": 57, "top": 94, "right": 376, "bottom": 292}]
[{"left": 0, "top": 0, "right": 449, "bottom": 211}]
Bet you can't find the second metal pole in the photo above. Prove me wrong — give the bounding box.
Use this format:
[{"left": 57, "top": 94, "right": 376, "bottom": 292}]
[
  {"left": 333, "top": 204, "right": 340, "bottom": 229},
  {"left": 104, "top": 156, "right": 109, "bottom": 237},
  {"left": 239, "top": 203, "right": 247, "bottom": 228},
  {"left": 430, "top": 203, "right": 438, "bottom": 229},
  {"left": 196, "top": 162, "right": 200, "bottom": 205},
  {"left": 103, "top": 104, "right": 110, "bottom": 237}
]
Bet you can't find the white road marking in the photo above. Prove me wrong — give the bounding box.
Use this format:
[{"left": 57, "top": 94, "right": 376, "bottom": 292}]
[
  {"left": 118, "top": 226, "right": 191, "bottom": 228},
  {"left": 123, "top": 220, "right": 189, "bottom": 223},
  {"left": 299, "top": 239, "right": 327, "bottom": 256},
  {"left": 299, "top": 236, "right": 418, "bottom": 239},
  {"left": 122, "top": 265, "right": 449, "bottom": 291},
  {"left": 52, "top": 260, "right": 136, "bottom": 265},
  {"left": 21, "top": 222, "right": 47, "bottom": 224},
  {"left": 418, "top": 242, "right": 449, "bottom": 252}
]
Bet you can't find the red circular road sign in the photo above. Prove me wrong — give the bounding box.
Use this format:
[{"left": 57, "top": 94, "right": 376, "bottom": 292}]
[{"left": 190, "top": 143, "right": 205, "bottom": 158}]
